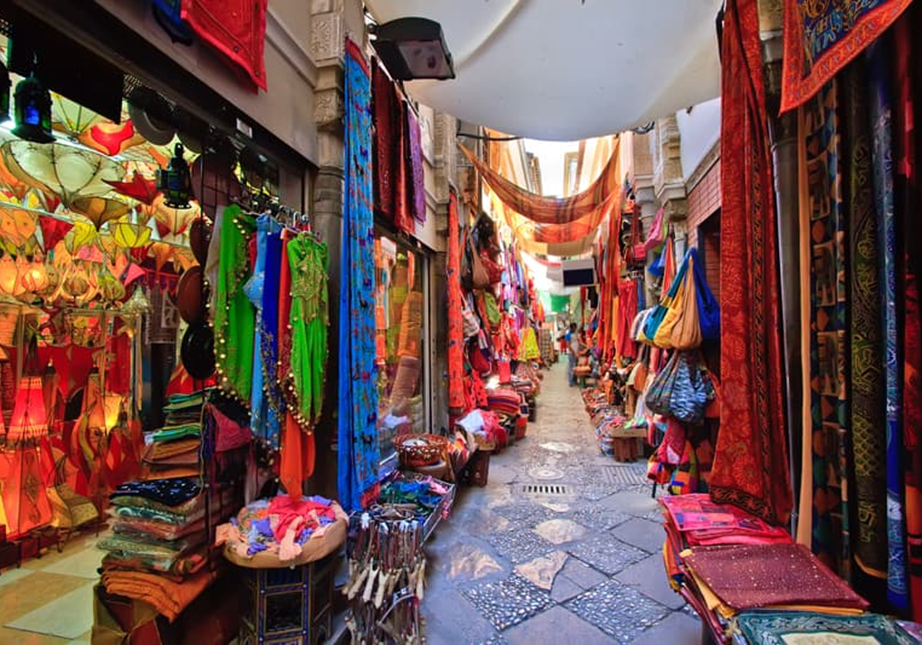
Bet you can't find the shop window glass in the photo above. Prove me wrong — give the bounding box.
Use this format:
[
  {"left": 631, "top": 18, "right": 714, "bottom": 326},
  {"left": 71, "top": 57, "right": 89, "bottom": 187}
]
[{"left": 375, "top": 234, "right": 424, "bottom": 468}]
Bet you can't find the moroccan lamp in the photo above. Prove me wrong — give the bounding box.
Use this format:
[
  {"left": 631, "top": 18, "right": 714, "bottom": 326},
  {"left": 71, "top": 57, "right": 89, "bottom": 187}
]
[
  {"left": 7, "top": 374, "right": 48, "bottom": 443},
  {"left": 157, "top": 142, "right": 192, "bottom": 208},
  {"left": 12, "top": 75, "right": 54, "bottom": 144},
  {"left": 370, "top": 17, "right": 455, "bottom": 80}
]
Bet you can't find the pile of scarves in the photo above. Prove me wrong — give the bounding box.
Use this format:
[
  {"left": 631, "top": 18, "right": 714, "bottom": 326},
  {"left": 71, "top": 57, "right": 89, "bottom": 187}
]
[
  {"left": 140, "top": 392, "right": 204, "bottom": 481},
  {"left": 98, "top": 476, "right": 226, "bottom": 620},
  {"left": 215, "top": 494, "right": 342, "bottom": 563},
  {"left": 485, "top": 387, "right": 522, "bottom": 417}
]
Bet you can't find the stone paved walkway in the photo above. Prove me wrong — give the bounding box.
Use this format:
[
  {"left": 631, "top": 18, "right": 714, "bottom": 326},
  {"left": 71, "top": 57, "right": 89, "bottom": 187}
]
[{"left": 422, "top": 362, "right": 702, "bottom": 644}]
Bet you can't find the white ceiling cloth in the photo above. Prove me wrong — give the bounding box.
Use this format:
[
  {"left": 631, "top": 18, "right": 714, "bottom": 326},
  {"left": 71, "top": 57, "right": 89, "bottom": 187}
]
[{"left": 365, "top": 0, "right": 723, "bottom": 140}]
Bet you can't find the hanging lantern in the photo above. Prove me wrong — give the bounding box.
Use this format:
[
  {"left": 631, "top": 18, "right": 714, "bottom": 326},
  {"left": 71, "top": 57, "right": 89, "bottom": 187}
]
[
  {"left": 7, "top": 374, "right": 48, "bottom": 442},
  {"left": 12, "top": 75, "right": 53, "bottom": 144},
  {"left": 157, "top": 142, "right": 192, "bottom": 208},
  {"left": 20, "top": 256, "right": 49, "bottom": 294},
  {"left": 0, "top": 254, "right": 19, "bottom": 296}
]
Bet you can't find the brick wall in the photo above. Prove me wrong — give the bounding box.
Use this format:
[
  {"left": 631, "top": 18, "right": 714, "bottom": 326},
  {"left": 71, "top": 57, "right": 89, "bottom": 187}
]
[{"left": 687, "top": 159, "right": 721, "bottom": 248}]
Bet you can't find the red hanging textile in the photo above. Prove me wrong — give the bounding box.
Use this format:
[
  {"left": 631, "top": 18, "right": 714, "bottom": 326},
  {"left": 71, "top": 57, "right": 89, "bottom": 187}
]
[
  {"left": 709, "top": 0, "right": 792, "bottom": 526},
  {"left": 181, "top": 0, "right": 268, "bottom": 91},
  {"left": 447, "top": 192, "right": 465, "bottom": 416}
]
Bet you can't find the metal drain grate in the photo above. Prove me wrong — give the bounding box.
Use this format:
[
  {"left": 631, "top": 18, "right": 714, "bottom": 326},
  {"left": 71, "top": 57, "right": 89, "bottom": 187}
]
[
  {"left": 599, "top": 465, "right": 649, "bottom": 486},
  {"left": 521, "top": 484, "right": 572, "bottom": 496}
]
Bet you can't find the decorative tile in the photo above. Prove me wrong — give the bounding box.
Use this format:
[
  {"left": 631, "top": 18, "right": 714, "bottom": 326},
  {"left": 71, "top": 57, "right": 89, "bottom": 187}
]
[
  {"left": 463, "top": 574, "right": 555, "bottom": 631},
  {"left": 566, "top": 580, "right": 670, "bottom": 643},
  {"left": 569, "top": 505, "right": 631, "bottom": 531},
  {"left": 6, "top": 581, "right": 95, "bottom": 639},
  {"left": 485, "top": 530, "right": 555, "bottom": 565},
  {"left": 492, "top": 503, "right": 553, "bottom": 527},
  {"left": 567, "top": 534, "right": 647, "bottom": 575}
]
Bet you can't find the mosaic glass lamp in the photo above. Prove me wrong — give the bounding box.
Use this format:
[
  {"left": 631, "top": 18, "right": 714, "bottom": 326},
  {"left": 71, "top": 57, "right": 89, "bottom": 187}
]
[
  {"left": 12, "top": 74, "right": 53, "bottom": 143},
  {"left": 157, "top": 142, "right": 192, "bottom": 208}
]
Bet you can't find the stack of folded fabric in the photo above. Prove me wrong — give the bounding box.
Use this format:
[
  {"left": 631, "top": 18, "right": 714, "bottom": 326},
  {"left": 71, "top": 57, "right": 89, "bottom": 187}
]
[
  {"left": 657, "top": 494, "right": 905, "bottom": 643},
  {"left": 141, "top": 392, "right": 206, "bottom": 481},
  {"left": 732, "top": 610, "right": 918, "bottom": 644},
  {"left": 485, "top": 387, "right": 522, "bottom": 417},
  {"left": 98, "top": 476, "right": 229, "bottom": 621}
]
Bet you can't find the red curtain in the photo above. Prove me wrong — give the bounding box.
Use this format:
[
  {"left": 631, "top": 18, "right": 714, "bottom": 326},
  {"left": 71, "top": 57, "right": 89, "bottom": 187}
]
[{"left": 709, "top": 0, "right": 792, "bottom": 526}]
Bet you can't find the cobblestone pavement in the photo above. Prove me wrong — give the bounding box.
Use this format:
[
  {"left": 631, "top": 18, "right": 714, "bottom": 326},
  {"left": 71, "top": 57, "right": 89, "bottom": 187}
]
[{"left": 422, "top": 362, "right": 701, "bottom": 644}]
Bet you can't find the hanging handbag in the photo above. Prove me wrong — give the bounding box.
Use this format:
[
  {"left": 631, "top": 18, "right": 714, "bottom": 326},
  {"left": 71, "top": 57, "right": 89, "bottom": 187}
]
[
  {"left": 692, "top": 249, "right": 720, "bottom": 340},
  {"left": 653, "top": 278, "right": 686, "bottom": 349},
  {"left": 671, "top": 256, "right": 703, "bottom": 350},
  {"left": 646, "top": 351, "right": 680, "bottom": 416},
  {"left": 471, "top": 239, "right": 490, "bottom": 289},
  {"left": 484, "top": 292, "right": 501, "bottom": 329},
  {"left": 643, "top": 250, "right": 690, "bottom": 343},
  {"left": 460, "top": 227, "right": 474, "bottom": 291},
  {"left": 643, "top": 207, "right": 665, "bottom": 254}
]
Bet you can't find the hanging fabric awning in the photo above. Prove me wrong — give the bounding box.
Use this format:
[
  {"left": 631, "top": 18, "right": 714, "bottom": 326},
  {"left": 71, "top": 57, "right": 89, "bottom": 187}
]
[
  {"left": 365, "top": 0, "right": 722, "bottom": 139},
  {"left": 462, "top": 138, "right": 621, "bottom": 257},
  {"left": 459, "top": 139, "right": 620, "bottom": 225}
]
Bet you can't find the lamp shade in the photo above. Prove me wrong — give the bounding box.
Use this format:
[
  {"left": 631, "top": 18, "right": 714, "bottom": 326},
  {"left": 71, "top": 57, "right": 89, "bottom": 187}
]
[
  {"left": 0, "top": 141, "right": 125, "bottom": 205},
  {"left": 371, "top": 18, "right": 455, "bottom": 80},
  {"left": 51, "top": 93, "right": 103, "bottom": 138},
  {"left": 8, "top": 375, "right": 48, "bottom": 442}
]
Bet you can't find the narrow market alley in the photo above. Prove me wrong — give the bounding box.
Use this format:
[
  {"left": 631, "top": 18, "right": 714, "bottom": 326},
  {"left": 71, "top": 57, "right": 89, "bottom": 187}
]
[{"left": 421, "top": 362, "right": 701, "bottom": 644}]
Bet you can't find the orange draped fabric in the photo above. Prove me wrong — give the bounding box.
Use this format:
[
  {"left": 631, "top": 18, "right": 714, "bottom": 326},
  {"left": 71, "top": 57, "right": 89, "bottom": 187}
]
[{"left": 459, "top": 140, "right": 622, "bottom": 253}]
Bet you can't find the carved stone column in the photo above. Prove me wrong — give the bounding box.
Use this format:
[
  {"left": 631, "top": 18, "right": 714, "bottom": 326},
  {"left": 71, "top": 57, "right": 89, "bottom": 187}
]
[{"left": 306, "top": 0, "right": 348, "bottom": 499}]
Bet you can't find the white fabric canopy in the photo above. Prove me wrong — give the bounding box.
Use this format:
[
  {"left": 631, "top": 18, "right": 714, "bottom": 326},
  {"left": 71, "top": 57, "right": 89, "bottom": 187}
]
[{"left": 365, "top": 0, "right": 723, "bottom": 140}]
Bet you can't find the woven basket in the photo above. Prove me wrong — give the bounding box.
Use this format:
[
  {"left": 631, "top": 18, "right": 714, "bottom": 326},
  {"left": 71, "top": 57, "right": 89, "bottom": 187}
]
[{"left": 393, "top": 433, "right": 450, "bottom": 467}]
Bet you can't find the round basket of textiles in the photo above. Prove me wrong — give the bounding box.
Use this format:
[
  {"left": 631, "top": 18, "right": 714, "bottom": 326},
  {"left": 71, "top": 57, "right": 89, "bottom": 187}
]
[
  {"left": 393, "top": 433, "right": 450, "bottom": 468},
  {"left": 217, "top": 495, "right": 349, "bottom": 568}
]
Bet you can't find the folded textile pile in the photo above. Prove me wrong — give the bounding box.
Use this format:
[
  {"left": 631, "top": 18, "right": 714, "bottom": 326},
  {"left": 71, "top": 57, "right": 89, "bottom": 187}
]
[
  {"left": 216, "top": 494, "right": 348, "bottom": 567},
  {"left": 732, "top": 610, "right": 918, "bottom": 644},
  {"left": 485, "top": 387, "right": 522, "bottom": 417},
  {"left": 99, "top": 477, "right": 218, "bottom": 578},
  {"left": 140, "top": 392, "right": 206, "bottom": 481},
  {"left": 658, "top": 495, "right": 880, "bottom": 643},
  {"left": 100, "top": 567, "right": 218, "bottom": 622}
]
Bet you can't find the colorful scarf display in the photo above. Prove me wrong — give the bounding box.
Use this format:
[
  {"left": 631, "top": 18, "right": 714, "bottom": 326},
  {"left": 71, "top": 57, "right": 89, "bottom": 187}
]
[
  {"left": 372, "top": 60, "right": 413, "bottom": 235},
  {"left": 406, "top": 109, "right": 426, "bottom": 224},
  {"left": 338, "top": 40, "right": 380, "bottom": 512},
  {"left": 800, "top": 82, "right": 850, "bottom": 578},
  {"left": 780, "top": 0, "right": 911, "bottom": 112},
  {"left": 709, "top": 0, "right": 792, "bottom": 526}
]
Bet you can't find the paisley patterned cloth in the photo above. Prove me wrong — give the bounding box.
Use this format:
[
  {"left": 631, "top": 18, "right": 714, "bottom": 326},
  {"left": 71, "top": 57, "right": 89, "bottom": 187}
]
[
  {"left": 780, "top": 0, "right": 912, "bottom": 112},
  {"left": 709, "top": 0, "right": 792, "bottom": 526},
  {"left": 338, "top": 40, "right": 380, "bottom": 512}
]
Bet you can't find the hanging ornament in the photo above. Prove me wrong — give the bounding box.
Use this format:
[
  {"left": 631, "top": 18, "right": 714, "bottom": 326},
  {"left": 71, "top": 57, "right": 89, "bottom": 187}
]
[
  {"left": 12, "top": 75, "right": 53, "bottom": 143},
  {"left": 38, "top": 214, "right": 73, "bottom": 253},
  {"left": 0, "top": 204, "right": 36, "bottom": 250},
  {"left": 78, "top": 120, "right": 145, "bottom": 156},
  {"left": 64, "top": 218, "right": 99, "bottom": 254},
  {"left": 104, "top": 172, "right": 160, "bottom": 205},
  {"left": 68, "top": 196, "right": 132, "bottom": 231}
]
